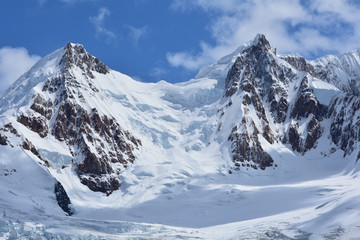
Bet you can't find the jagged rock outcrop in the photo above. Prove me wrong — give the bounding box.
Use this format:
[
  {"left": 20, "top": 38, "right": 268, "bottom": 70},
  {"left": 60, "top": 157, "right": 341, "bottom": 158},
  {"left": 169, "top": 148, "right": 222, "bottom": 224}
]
[
  {"left": 223, "top": 34, "right": 337, "bottom": 170},
  {"left": 54, "top": 181, "right": 74, "bottom": 216},
  {"left": 61, "top": 42, "right": 110, "bottom": 78},
  {"left": 290, "top": 76, "right": 327, "bottom": 120},
  {"left": 51, "top": 100, "right": 141, "bottom": 194},
  {"left": 17, "top": 114, "right": 49, "bottom": 138},
  {"left": 286, "top": 76, "right": 326, "bottom": 153},
  {"left": 0, "top": 133, "right": 7, "bottom": 145},
  {"left": 224, "top": 35, "right": 283, "bottom": 170},
  {"left": 288, "top": 121, "right": 301, "bottom": 152},
  {"left": 0, "top": 123, "right": 20, "bottom": 146},
  {"left": 328, "top": 95, "right": 360, "bottom": 156},
  {"left": 281, "top": 55, "right": 315, "bottom": 76},
  {"left": 305, "top": 116, "right": 322, "bottom": 151},
  {"left": 30, "top": 94, "right": 53, "bottom": 119},
  {"left": 12, "top": 43, "right": 141, "bottom": 195},
  {"left": 283, "top": 51, "right": 360, "bottom": 96},
  {"left": 228, "top": 118, "right": 273, "bottom": 170}
]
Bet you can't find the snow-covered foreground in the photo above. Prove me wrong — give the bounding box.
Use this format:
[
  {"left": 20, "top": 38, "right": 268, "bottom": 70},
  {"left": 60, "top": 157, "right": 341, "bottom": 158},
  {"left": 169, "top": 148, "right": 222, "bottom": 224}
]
[{"left": 1, "top": 145, "right": 360, "bottom": 239}]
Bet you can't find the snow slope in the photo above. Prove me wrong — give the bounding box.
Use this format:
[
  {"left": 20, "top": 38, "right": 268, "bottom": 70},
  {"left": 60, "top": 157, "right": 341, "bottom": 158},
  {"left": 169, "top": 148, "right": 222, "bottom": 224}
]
[{"left": 1, "top": 35, "right": 360, "bottom": 239}]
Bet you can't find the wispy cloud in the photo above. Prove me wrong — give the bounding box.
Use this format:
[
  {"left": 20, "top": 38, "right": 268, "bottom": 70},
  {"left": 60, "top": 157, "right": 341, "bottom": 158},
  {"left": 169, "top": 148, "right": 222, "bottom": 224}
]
[
  {"left": 149, "top": 67, "right": 167, "bottom": 79},
  {"left": 37, "top": 0, "right": 47, "bottom": 6},
  {"left": 125, "top": 25, "right": 148, "bottom": 45},
  {"left": 37, "top": 0, "right": 98, "bottom": 6},
  {"left": 0, "top": 47, "right": 41, "bottom": 93},
  {"left": 168, "top": 0, "right": 360, "bottom": 70},
  {"left": 59, "top": 0, "right": 98, "bottom": 4},
  {"left": 90, "top": 7, "right": 116, "bottom": 42}
]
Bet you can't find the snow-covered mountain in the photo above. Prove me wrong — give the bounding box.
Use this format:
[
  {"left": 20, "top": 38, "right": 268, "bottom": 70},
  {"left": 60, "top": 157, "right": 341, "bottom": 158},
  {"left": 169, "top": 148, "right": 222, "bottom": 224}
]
[{"left": 1, "top": 34, "right": 360, "bottom": 239}]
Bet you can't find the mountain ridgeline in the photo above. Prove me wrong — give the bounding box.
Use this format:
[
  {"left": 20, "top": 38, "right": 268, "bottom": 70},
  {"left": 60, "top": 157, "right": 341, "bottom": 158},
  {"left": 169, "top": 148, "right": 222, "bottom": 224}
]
[
  {"left": 223, "top": 35, "right": 331, "bottom": 171},
  {"left": 1, "top": 35, "right": 360, "bottom": 215},
  {"left": 0, "top": 43, "right": 142, "bottom": 195}
]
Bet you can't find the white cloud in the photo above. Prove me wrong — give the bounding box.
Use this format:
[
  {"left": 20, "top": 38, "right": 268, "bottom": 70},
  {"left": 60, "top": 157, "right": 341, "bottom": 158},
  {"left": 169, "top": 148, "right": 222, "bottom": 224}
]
[
  {"left": 0, "top": 47, "right": 41, "bottom": 93},
  {"left": 168, "top": 0, "right": 360, "bottom": 70},
  {"left": 90, "top": 8, "right": 116, "bottom": 42},
  {"left": 125, "top": 25, "right": 148, "bottom": 45},
  {"left": 166, "top": 41, "right": 222, "bottom": 70}
]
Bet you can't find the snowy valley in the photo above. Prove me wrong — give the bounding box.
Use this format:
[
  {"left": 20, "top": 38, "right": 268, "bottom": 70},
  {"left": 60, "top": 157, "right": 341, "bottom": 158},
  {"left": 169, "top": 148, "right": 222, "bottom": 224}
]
[{"left": 1, "top": 34, "right": 360, "bottom": 239}]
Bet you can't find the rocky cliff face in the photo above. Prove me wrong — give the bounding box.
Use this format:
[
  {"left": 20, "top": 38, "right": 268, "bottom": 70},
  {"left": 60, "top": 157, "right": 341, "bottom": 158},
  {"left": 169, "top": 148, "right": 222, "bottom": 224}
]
[
  {"left": 0, "top": 43, "right": 141, "bottom": 195},
  {"left": 280, "top": 48, "right": 360, "bottom": 157},
  {"left": 328, "top": 95, "right": 360, "bottom": 158},
  {"left": 224, "top": 35, "right": 280, "bottom": 170},
  {"left": 220, "top": 34, "right": 353, "bottom": 171}
]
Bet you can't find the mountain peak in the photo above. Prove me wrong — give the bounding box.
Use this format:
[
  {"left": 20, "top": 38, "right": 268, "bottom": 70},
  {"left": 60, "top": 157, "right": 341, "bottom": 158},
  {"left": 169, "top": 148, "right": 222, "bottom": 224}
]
[
  {"left": 250, "top": 33, "right": 271, "bottom": 50},
  {"left": 223, "top": 34, "right": 276, "bottom": 97},
  {"left": 60, "top": 42, "right": 110, "bottom": 78},
  {"left": 63, "top": 42, "right": 87, "bottom": 62}
]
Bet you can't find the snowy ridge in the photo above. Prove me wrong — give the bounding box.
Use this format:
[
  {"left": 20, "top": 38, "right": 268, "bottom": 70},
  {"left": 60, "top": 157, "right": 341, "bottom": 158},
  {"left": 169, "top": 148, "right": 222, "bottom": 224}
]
[
  {"left": 0, "top": 48, "right": 64, "bottom": 114},
  {"left": 1, "top": 35, "right": 360, "bottom": 239}
]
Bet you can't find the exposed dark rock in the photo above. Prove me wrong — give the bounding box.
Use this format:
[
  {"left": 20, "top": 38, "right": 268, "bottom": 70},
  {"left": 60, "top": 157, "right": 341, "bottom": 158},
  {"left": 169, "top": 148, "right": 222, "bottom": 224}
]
[
  {"left": 76, "top": 143, "right": 112, "bottom": 176},
  {"left": 224, "top": 57, "right": 243, "bottom": 97},
  {"left": 80, "top": 175, "right": 120, "bottom": 196},
  {"left": 270, "top": 96, "right": 288, "bottom": 123},
  {"left": 242, "top": 94, "right": 251, "bottom": 106},
  {"left": 3, "top": 123, "right": 18, "bottom": 135},
  {"left": 51, "top": 100, "right": 140, "bottom": 194},
  {"left": 60, "top": 43, "right": 110, "bottom": 79},
  {"left": 281, "top": 55, "right": 316, "bottom": 76},
  {"left": 22, "top": 139, "right": 50, "bottom": 167},
  {"left": 224, "top": 39, "right": 334, "bottom": 155},
  {"left": 288, "top": 115, "right": 322, "bottom": 154},
  {"left": 281, "top": 54, "right": 360, "bottom": 97},
  {"left": 0, "top": 42, "right": 140, "bottom": 196},
  {"left": 249, "top": 91, "right": 268, "bottom": 123},
  {"left": 263, "top": 124, "right": 274, "bottom": 144},
  {"left": 228, "top": 118, "right": 274, "bottom": 170},
  {"left": 310, "top": 59, "right": 360, "bottom": 96},
  {"left": 0, "top": 133, "right": 7, "bottom": 145},
  {"left": 291, "top": 76, "right": 328, "bottom": 121},
  {"left": 30, "top": 94, "right": 53, "bottom": 119},
  {"left": 292, "top": 94, "right": 315, "bottom": 119},
  {"left": 16, "top": 52, "right": 140, "bottom": 194},
  {"left": 288, "top": 122, "right": 301, "bottom": 153},
  {"left": 329, "top": 95, "right": 360, "bottom": 156},
  {"left": 54, "top": 181, "right": 74, "bottom": 216},
  {"left": 42, "top": 76, "right": 64, "bottom": 93},
  {"left": 224, "top": 35, "right": 302, "bottom": 170},
  {"left": 225, "top": 34, "right": 291, "bottom": 102},
  {"left": 304, "top": 116, "right": 322, "bottom": 151},
  {"left": 17, "top": 114, "right": 48, "bottom": 138}
]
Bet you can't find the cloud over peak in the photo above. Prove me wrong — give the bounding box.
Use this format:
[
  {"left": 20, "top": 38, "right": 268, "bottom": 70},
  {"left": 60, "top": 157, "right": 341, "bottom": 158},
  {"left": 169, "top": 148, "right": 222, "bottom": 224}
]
[
  {"left": 125, "top": 25, "right": 148, "bottom": 45},
  {"left": 0, "top": 47, "right": 41, "bottom": 93},
  {"left": 90, "top": 7, "right": 116, "bottom": 42},
  {"left": 168, "top": 0, "right": 360, "bottom": 70}
]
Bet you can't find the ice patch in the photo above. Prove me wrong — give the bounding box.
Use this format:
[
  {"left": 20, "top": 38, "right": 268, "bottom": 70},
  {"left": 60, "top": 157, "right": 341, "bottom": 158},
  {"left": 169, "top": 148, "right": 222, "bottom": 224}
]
[
  {"left": 38, "top": 149, "right": 73, "bottom": 169},
  {"left": 310, "top": 78, "right": 340, "bottom": 105}
]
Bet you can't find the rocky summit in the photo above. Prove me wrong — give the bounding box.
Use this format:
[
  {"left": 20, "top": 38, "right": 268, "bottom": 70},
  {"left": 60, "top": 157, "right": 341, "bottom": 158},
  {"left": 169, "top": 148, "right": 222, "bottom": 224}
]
[{"left": 1, "top": 35, "right": 360, "bottom": 239}]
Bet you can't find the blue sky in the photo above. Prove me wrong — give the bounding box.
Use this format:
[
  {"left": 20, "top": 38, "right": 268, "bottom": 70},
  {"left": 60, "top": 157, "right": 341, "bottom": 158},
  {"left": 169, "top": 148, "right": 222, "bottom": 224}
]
[{"left": 1, "top": 0, "right": 360, "bottom": 93}]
